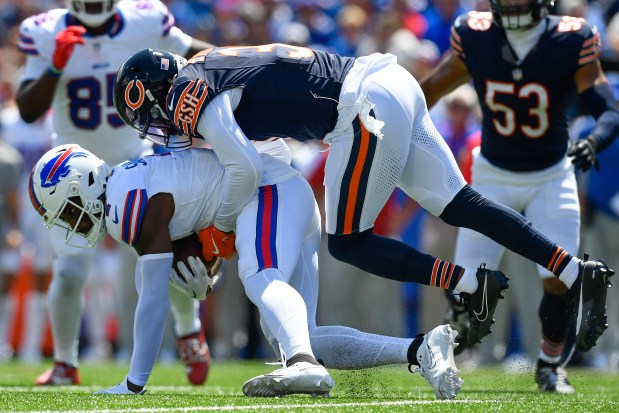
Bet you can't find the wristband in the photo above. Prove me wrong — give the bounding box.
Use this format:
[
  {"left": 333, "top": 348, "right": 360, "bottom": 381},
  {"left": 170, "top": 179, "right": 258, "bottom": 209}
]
[{"left": 47, "top": 65, "right": 62, "bottom": 78}]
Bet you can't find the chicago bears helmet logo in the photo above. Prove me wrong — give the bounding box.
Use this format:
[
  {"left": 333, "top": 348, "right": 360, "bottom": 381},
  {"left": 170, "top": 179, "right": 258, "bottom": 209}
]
[
  {"left": 125, "top": 79, "right": 145, "bottom": 110},
  {"left": 39, "top": 147, "right": 88, "bottom": 188}
]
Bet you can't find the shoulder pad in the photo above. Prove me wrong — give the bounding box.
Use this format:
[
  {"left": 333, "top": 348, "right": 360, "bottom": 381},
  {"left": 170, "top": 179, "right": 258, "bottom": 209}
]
[
  {"left": 167, "top": 76, "right": 212, "bottom": 138},
  {"left": 455, "top": 12, "right": 494, "bottom": 33},
  {"left": 105, "top": 188, "right": 148, "bottom": 246},
  {"left": 548, "top": 16, "right": 601, "bottom": 66},
  {"left": 118, "top": 0, "right": 176, "bottom": 36},
  {"left": 18, "top": 9, "right": 67, "bottom": 56}
]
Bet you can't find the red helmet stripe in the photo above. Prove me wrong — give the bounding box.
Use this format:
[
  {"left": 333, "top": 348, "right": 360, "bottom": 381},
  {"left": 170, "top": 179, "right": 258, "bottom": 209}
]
[{"left": 46, "top": 147, "right": 73, "bottom": 183}]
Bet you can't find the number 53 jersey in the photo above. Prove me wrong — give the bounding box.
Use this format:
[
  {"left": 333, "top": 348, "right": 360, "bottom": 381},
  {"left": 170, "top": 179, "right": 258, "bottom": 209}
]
[
  {"left": 451, "top": 12, "right": 601, "bottom": 172},
  {"left": 17, "top": 0, "right": 192, "bottom": 166}
]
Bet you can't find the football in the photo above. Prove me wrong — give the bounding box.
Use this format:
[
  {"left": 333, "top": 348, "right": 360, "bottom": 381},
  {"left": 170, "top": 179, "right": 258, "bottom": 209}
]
[{"left": 172, "top": 233, "right": 221, "bottom": 275}]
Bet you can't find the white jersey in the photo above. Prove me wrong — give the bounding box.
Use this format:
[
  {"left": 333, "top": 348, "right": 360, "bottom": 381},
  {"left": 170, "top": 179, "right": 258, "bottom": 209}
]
[
  {"left": 104, "top": 148, "right": 299, "bottom": 246},
  {"left": 18, "top": 0, "right": 192, "bottom": 166}
]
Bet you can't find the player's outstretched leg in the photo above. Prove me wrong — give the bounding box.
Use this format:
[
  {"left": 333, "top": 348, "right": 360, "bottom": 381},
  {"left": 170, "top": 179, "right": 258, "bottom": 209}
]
[
  {"left": 410, "top": 324, "right": 463, "bottom": 400},
  {"left": 568, "top": 257, "right": 614, "bottom": 352},
  {"left": 175, "top": 329, "right": 211, "bottom": 385},
  {"left": 458, "top": 264, "right": 509, "bottom": 346},
  {"left": 242, "top": 353, "right": 334, "bottom": 397}
]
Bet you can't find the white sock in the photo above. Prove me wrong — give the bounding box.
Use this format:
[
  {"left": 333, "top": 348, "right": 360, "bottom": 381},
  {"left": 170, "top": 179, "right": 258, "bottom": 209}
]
[
  {"left": 310, "top": 325, "right": 412, "bottom": 369},
  {"left": 558, "top": 257, "right": 580, "bottom": 289},
  {"left": 168, "top": 286, "right": 201, "bottom": 337},
  {"left": 453, "top": 268, "right": 479, "bottom": 294},
  {"left": 19, "top": 292, "right": 46, "bottom": 363},
  {"left": 244, "top": 270, "right": 313, "bottom": 359}
]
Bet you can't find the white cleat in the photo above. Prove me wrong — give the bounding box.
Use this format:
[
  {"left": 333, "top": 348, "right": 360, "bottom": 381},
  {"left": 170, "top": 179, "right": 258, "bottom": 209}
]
[
  {"left": 242, "top": 361, "right": 334, "bottom": 397},
  {"left": 416, "top": 324, "right": 464, "bottom": 400}
]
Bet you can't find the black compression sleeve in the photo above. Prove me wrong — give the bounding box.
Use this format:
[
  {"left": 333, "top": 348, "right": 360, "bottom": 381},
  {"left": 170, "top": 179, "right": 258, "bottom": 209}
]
[{"left": 579, "top": 83, "right": 619, "bottom": 152}]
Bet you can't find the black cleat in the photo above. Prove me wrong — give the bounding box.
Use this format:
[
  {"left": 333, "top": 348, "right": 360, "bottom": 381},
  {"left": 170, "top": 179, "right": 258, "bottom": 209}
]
[
  {"left": 535, "top": 360, "right": 574, "bottom": 394},
  {"left": 568, "top": 256, "right": 614, "bottom": 352},
  {"left": 459, "top": 264, "right": 509, "bottom": 346},
  {"left": 443, "top": 290, "right": 470, "bottom": 355}
]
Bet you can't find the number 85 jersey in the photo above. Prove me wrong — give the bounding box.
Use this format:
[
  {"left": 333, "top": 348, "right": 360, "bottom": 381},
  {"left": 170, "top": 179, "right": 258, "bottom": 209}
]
[
  {"left": 451, "top": 12, "right": 601, "bottom": 171},
  {"left": 17, "top": 0, "right": 192, "bottom": 166}
]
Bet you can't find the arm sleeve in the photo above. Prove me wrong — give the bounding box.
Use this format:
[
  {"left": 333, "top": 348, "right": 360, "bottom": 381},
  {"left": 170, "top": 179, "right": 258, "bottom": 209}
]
[
  {"left": 196, "top": 89, "right": 262, "bottom": 232},
  {"left": 127, "top": 253, "right": 173, "bottom": 387}
]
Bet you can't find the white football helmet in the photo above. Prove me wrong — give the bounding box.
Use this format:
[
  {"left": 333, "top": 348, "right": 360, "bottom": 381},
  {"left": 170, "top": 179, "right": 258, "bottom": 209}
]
[
  {"left": 29, "top": 144, "right": 110, "bottom": 248},
  {"left": 66, "top": 0, "right": 119, "bottom": 27}
]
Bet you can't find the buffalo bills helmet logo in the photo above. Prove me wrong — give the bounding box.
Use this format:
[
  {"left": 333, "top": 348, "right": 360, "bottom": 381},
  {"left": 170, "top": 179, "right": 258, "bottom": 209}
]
[{"left": 39, "top": 147, "right": 88, "bottom": 188}]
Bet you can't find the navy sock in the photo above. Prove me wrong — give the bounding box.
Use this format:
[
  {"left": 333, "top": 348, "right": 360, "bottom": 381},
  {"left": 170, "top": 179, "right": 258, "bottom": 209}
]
[
  {"left": 328, "top": 230, "right": 463, "bottom": 287},
  {"left": 440, "top": 185, "right": 573, "bottom": 272}
]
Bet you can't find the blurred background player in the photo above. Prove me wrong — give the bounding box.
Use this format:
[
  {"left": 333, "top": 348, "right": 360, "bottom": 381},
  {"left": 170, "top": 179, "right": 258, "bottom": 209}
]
[
  {"left": 15, "top": 0, "right": 213, "bottom": 385},
  {"left": 0, "top": 136, "right": 24, "bottom": 361},
  {"left": 420, "top": 0, "right": 619, "bottom": 392},
  {"left": 0, "top": 95, "right": 52, "bottom": 364}
]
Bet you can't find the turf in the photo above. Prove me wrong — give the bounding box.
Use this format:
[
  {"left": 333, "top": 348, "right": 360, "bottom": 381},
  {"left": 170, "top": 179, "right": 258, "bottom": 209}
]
[{"left": 0, "top": 361, "right": 617, "bottom": 412}]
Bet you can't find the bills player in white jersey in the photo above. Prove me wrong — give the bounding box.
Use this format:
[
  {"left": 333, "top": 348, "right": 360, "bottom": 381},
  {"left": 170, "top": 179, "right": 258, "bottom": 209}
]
[
  {"left": 15, "top": 0, "right": 213, "bottom": 385},
  {"left": 29, "top": 144, "right": 463, "bottom": 399}
]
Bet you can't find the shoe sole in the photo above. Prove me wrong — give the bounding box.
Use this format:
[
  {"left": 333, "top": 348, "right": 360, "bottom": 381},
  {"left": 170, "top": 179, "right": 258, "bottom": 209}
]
[
  {"left": 467, "top": 272, "right": 509, "bottom": 346},
  {"left": 437, "top": 366, "right": 464, "bottom": 400},
  {"left": 242, "top": 371, "right": 333, "bottom": 397},
  {"left": 574, "top": 261, "right": 614, "bottom": 352}
]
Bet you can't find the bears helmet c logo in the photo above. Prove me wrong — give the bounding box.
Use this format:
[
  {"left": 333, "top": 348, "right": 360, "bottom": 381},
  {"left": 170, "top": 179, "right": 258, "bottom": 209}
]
[{"left": 125, "top": 79, "right": 145, "bottom": 110}]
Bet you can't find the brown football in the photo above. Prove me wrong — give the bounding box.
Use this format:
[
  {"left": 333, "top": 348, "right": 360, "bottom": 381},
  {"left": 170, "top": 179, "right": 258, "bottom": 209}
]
[{"left": 172, "top": 233, "right": 221, "bottom": 275}]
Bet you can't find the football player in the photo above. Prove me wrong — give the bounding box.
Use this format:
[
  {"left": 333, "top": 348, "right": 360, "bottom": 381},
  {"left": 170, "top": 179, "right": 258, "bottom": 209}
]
[
  {"left": 419, "top": 0, "right": 619, "bottom": 393},
  {"left": 113, "top": 44, "right": 613, "bottom": 366},
  {"left": 15, "top": 0, "right": 214, "bottom": 386},
  {"left": 30, "top": 144, "right": 464, "bottom": 399}
]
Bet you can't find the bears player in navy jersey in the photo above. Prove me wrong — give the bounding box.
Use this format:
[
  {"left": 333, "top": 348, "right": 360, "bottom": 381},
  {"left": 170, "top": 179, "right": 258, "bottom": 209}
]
[
  {"left": 420, "top": 0, "right": 619, "bottom": 393},
  {"left": 29, "top": 144, "right": 465, "bottom": 399},
  {"left": 113, "top": 44, "right": 613, "bottom": 378},
  {"left": 15, "top": 0, "right": 214, "bottom": 386}
]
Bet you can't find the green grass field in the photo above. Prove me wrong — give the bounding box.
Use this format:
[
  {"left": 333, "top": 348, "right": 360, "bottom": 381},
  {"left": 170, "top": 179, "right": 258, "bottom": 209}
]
[{"left": 0, "top": 361, "right": 617, "bottom": 413}]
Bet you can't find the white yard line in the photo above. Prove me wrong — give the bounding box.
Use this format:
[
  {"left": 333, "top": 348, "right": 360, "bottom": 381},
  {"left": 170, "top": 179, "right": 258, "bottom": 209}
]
[{"left": 7, "top": 399, "right": 492, "bottom": 413}]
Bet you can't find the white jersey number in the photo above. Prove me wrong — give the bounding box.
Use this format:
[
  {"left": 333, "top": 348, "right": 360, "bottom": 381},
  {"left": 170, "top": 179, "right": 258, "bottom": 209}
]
[{"left": 485, "top": 80, "right": 549, "bottom": 139}]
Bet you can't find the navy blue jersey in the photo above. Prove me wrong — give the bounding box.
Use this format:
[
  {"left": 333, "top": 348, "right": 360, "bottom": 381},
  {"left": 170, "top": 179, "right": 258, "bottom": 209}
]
[
  {"left": 166, "top": 43, "right": 355, "bottom": 141},
  {"left": 451, "top": 13, "right": 601, "bottom": 171}
]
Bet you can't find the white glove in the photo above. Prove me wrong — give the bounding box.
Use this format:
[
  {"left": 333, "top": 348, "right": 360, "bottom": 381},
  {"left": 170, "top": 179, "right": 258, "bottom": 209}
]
[
  {"left": 95, "top": 377, "right": 146, "bottom": 395},
  {"left": 169, "top": 256, "right": 221, "bottom": 300}
]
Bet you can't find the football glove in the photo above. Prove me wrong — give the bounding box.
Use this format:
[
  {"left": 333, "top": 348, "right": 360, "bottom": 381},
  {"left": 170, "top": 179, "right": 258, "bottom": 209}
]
[
  {"left": 52, "top": 26, "right": 87, "bottom": 71},
  {"left": 95, "top": 377, "right": 146, "bottom": 395},
  {"left": 170, "top": 256, "right": 222, "bottom": 300},
  {"left": 198, "top": 226, "right": 236, "bottom": 260},
  {"left": 567, "top": 135, "right": 599, "bottom": 172}
]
